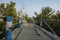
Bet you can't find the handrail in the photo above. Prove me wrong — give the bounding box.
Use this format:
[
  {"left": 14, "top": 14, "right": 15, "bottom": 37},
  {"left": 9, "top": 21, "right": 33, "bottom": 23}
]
[
  {"left": 36, "top": 18, "right": 60, "bottom": 40},
  {"left": 35, "top": 25, "right": 60, "bottom": 40},
  {"left": 43, "top": 20, "right": 57, "bottom": 35},
  {"left": 40, "top": 28, "right": 60, "bottom": 40},
  {"left": 13, "top": 25, "right": 23, "bottom": 40}
]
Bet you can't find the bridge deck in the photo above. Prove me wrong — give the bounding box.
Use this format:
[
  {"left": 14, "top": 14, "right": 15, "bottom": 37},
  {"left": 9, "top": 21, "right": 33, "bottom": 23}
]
[{"left": 12, "top": 23, "right": 52, "bottom": 40}]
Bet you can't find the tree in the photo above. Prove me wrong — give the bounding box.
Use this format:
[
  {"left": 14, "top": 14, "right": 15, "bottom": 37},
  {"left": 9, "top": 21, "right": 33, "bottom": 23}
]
[
  {"left": 33, "top": 7, "right": 60, "bottom": 36},
  {"left": 56, "top": 10, "right": 60, "bottom": 19},
  {"left": 33, "top": 7, "right": 53, "bottom": 25},
  {"left": 24, "top": 14, "right": 33, "bottom": 23},
  {"left": 4, "top": 1, "right": 18, "bottom": 23},
  {"left": 34, "top": 12, "right": 38, "bottom": 16},
  {"left": 0, "top": 3, "right": 5, "bottom": 15},
  {"left": 0, "top": 1, "right": 19, "bottom": 38},
  {"left": 25, "top": 14, "right": 28, "bottom": 21}
]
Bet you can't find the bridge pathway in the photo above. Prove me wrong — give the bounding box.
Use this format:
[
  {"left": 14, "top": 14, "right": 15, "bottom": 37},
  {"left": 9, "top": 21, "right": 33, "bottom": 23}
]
[{"left": 14, "top": 23, "right": 52, "bottom": 40}]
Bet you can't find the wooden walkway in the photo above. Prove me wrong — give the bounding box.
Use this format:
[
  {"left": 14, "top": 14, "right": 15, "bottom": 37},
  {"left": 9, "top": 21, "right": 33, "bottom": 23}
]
[{"left": 12, "top": 23, "right": 52, "bottom": 40}]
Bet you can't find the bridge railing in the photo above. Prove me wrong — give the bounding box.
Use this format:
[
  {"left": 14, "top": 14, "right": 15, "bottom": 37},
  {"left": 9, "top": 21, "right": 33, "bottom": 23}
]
[
  {"left": 0, "top": 15, "right": 23, "bottom": 40},
  {"left": 5, "top": 16, "right": 23, "bottom": 40},
  {"left": 34, "top": 18, "right": 60, "bottom": 40}
]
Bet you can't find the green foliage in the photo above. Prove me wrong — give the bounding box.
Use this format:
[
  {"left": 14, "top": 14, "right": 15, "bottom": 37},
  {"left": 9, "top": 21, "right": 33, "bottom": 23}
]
[
  {"left": 33, "top": 7, "right": 53, "bottom": 25},
  {"left": 5, "top": 1, "right": 17, "bottom": 17},
  {"left": 33, "top": 7, "right": 60, "bottom": 36},
  {"left": 4, "top": 1, "right": 17, "bottom": 23},
  {"left": 51, "top": 14, "right": 57, "bottom": 19},
  {"left": 24, "top": 14, "right": 33, "bottom": 23},
  {"left": 0, "top": 3, "right": 5, "bottom": 14},
  {"left": 0, "top": 1, "right": 18, "bottom": 28},
  {"left": 42, "top": 7, "right": 52, "bottom": 14},
  {"left": 56, "top": 10, "right": 60, "bottom": 19}
]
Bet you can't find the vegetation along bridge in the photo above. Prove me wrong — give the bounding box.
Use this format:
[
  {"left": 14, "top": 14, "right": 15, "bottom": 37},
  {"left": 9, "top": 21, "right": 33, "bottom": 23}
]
[{"left": 0, "top": 1, "right": 60, "bottom": 40}]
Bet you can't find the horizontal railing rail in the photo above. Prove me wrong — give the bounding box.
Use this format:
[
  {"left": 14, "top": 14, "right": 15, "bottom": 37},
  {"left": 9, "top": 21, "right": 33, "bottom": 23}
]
[
  {"left": 35, "top": 25, "right": 60, "bottom": 40},
  {"left": 34, "top": 18, "right": 60, "bottom": 40}
]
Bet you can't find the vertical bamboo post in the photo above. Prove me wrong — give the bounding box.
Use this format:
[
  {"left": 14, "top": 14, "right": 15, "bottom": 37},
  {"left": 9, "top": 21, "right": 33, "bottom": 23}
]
[
  {"left": 40, "top": 18, "right": 43, "bottom": 28},
  {"left": 5, "top": 16, "right": 12, "bottom": 40}
]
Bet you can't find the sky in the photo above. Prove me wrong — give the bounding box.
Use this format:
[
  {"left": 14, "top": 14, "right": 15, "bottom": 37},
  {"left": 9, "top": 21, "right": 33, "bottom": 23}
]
[{"left": 0, "top": 0, "right": 60, "bottom": 17}]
